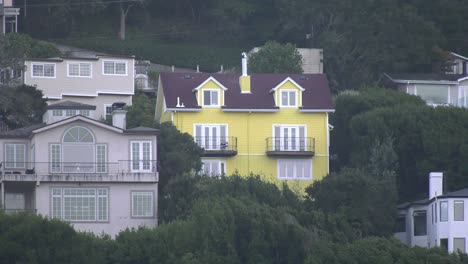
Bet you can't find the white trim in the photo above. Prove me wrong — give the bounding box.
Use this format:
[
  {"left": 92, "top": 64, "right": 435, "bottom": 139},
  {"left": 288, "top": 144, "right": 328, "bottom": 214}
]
[
  {"left": 222, "top": 108, "right": 280, "bottom": 112},
  {"left": 33, "top": 115, "right": 123, "bottom": 134},
  {"left": 390, "top": 79, "right": 458, "bottom": 85},
  {"left": 192, "top": 76, "right": 228, "bottom": 92},
  {"left": 103, "top": 104, "right": 113, "bottom": 119},
  {"left": 130, "top": 141, "right": 153, "bottom": 172},
  {"left": 66, "top": 61, "right": 92, "bottom": 78},
  {"left": 279, "top": 89, "right": 298, "bottom": 108},
  {"left": 450, "top": 52, "right": 468, "bottom": 61},
  {"left": 102, "top": 60, "right": 128, "bottom": 76},
  {"left": 457, "top": 76, "right": 468, "bottom": 82},
  {"left": 4, "top": 143, "right": 26, "bottom": 169},
  {"left": 277, "top": 159, "right": 313, "bottom": 180},
  {"left": 42, "top": 91, "right": 134, "bottom": 99},
  {"left": 201, "top": 158, "right": 227, "bottom": 176},
  {"left": 270, "top": 77, "right": 305, "bottom": 92},
  {"left": 166, "top": 108, "right": 202, "bottom": 112},
  {"left": 97, "top": 90, "right": 134, "bottom": 95},
  {"left": 326, "top": 113, "right": 330, "bottom": 174},
  {"left": 201, "top": 89, "right": 221, "bottom": 107},
  {"left": 131, "top": 191, "right": 154, "bottom": 218},
  {"left": 299, "top": 109, "right": 335, "bottom": 113},
  {"left": 31, "top": 62, "right": 56, "bottom": 78}
]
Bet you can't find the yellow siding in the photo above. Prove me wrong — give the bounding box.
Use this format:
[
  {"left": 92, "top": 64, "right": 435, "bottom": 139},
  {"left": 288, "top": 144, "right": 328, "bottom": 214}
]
[
  {"left": 274, "top": 80, "right": 303, "bottom": 107},
  {"left": 196, "top": 80, "right": 225, "bottom": 106},
  {"left": 158, "top": 77, "right": 330, "bottom": 193}
]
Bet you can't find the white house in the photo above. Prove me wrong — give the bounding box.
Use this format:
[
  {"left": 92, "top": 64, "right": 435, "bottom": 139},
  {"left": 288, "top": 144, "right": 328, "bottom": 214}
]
[
  {"left": 0, "top": 101, "right": 159, "bottom": 236},
  {"left": 0, "top": 0, "right": 19, "bottom": 34},
  {"left": 395, "top": 172, "right": 468, "bottom": 253},
  {"left": 24, "top": 55, "right": 135, "bottom": 120}
]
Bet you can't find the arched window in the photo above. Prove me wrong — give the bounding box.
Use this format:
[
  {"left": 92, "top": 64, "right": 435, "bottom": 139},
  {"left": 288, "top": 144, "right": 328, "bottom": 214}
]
[{"left": 63, "top": 126, "right": 94, "bottom": 143}]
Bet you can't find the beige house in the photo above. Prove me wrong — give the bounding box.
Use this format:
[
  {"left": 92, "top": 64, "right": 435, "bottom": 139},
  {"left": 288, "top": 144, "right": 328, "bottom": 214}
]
[
  {"left": 24, "top": 55, "right": 135, "bottom": 120},
  {"left": 0, "top": 101, "right": 159, "bottom": 236},
  {"left": 0, "top": 0, "right": 19, "bottom": 34}
]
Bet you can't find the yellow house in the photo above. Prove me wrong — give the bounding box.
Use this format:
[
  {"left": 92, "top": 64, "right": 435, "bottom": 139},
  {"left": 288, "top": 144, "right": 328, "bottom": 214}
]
[{"left": 155, "top": 55, "right": 334, "bottom": 192}]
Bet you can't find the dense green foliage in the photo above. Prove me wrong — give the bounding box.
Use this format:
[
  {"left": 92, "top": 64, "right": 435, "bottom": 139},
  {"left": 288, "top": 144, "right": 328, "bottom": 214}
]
[
  {"left": 1, "top": 175, "right": 467, "bottom": 263},
  {"left": 249, "top": 41, "right": 303, "bottom": 74},
  {"left": 126, "top": 91, "right": 157, "bottom": 128},
  {"left": 17, "top": 0, "right": 468, "bottom": 90},
  {"left": 157, "top": 122, "right": 202, "bottom": 189},
  {"left": 0, "top": 85, "right": 47, "bottom": 130},
  {"left": 0, "top": 33, "right": 60, "bottom": 72},
  {"left": 332, "top": 87, "right": 468, "bottom": 201}
]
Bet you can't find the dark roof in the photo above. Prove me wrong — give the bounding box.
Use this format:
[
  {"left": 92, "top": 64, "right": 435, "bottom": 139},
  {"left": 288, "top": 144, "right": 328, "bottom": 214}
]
[
  {"left": 124, "top": 126, "right": 160, "bottom": 135},
  {"left": 385, "top": 72, "right": 468, "bottom": 82},
  {"left": 0, "top": 123, "right": 45, "bottom": 138},
  {"left": 47, "top": 101, "right": 96, "bottom": 110},
  {"left": 439, "top": 188, "right": 468, "bottom": 198},
  {"left": 398, "top": 188, "right": 468, "bottom": 209},
  {"left": 160, "top": 72, "right": 333, "bottom": 110}
]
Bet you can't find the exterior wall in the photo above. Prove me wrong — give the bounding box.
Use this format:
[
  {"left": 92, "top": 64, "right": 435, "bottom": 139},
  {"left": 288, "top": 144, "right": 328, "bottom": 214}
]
[
  {"left": 195, "top": 80, "right": 225, "bottom": 106},
  {"left": 170, "top": 108, "right": 329, "bottom": 193},
  {"left": 43, "top": 109, "right": 99, "bottom": 124},
  {"left": 35, "top": 182, "right": 157, "bottom": 237},
  {"left": 24, "top": 57, "right": 135, "bottom": 99},
  {"left": 297, "top": 48, "right": 323, "bottom": 74},
  {"left": 30, "top": 120, "right": 157, "bottom": 175},
  {"left": 47, "top": 94, "right": 132, "bottom": 120}
]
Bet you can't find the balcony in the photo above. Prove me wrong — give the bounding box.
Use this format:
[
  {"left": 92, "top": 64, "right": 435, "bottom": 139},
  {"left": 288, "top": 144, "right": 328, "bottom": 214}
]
[
  {"left": 195, "top": 136, "right": 238, "bottom": 157},
  {"left": 266, "top": 137, "right": 315, "bottom": 156},
  {"left": 2, "top": 209, "right": 37, "bottom": 215},
  {"left": 0, "top": 161, "right": 159, "bottom": 183}
]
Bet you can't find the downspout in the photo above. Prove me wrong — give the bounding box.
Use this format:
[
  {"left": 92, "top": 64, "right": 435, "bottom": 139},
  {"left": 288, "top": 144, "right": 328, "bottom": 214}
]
[{"left": 326, "top": 112, "right": 330, "bottom": 174}]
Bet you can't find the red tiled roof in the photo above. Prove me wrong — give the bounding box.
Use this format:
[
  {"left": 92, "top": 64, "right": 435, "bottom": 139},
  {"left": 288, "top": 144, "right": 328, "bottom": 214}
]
[{"left": 160, "top": 72, "right": 333, "bottom": 111}]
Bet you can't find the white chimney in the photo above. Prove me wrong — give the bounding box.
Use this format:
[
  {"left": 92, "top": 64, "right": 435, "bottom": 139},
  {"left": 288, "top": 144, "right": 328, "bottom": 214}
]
[
  {"left": 111, "top": 102, "right": 127, "bottom": 129},
  {"left": 241, "top": 52, "right": 248, "bottom": 76},
  {"left": 429, "top": 172, "right": 443, "bottom": 199}
]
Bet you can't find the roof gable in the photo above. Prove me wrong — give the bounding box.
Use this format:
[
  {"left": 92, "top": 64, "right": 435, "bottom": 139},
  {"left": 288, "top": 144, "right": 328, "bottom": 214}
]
[
  {"left": 192, "top": 76, "right": 228, "bottom": 92},
  {"left": 32, "top": 115, "right": 123, "bottom": 134},
  {"left": 270, "top": 77, "right": 305, "bottom": 93}
]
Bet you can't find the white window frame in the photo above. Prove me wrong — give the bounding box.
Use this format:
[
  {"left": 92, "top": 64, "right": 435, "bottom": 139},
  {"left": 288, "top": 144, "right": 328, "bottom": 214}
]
[
  {"left": 65, "top": 109, "right": 76, "bottom": 117},
  {"left": 50, "top": 144, "right": 61, "bottom": 173},
  {"left": 201, "top": 159, "right": 226, "bottom": 176},
  {"left": 104, "top": 104, "right": 113, "bottom": 120},
  {"left": 131, "top": 191, "right": 155, "bottom": 218},
  {"left": 272, "top": 124, "right": 307, "bottom": 151},
  {"left": 51, "top": 187, "right": 108, "bottom": 222},
  {"left": 193, "top": 124, "right": 228, "bottom": 150},
  {"left": 31, "top": 63, "right": 56, "bottom": 78},
  {"left": 440, "top": 201, "right": 448, "bottom": 222},
  {"left": 130, "top": 141, "right": 153, "bottom": 172},
  {"left": 79, "top": 109, "right": 90, "bottom": 116},
  {"left": 277, "top": 159, "right": 312, "bottom": 180},
  {"left": 102, "top": 60, "right": 128, "bottom": 76},
  {"left": 202, "top": 89, "right": 220, "bottom": 107},
  {"left": 455, "top": 200, "right": 464, "bottom": 221},
  {"left": 52, "top": 110, "right": 63, "bottom": 116},
  {"left": 96, "top": 144, "right": 107, "bottom": 173},
  {"left": 4, "top": 143, "right": 26, "bottom": 169},
  {"left": 280, "top": 89, "right": 297, "bottom": 108},
  {"left": 67, "top": 62, "right": 92, "bottom": 78}
]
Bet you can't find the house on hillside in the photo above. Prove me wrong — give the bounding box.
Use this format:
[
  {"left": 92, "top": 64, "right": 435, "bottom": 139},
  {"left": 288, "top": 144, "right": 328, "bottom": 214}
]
[
  {"left": 395, "top": 172, "right": 468, "bottom": 253},
  {"left": 249, "top": 47, "right": 324, "bottom": 74},
  {"left": 24, "top": 55, "right": 135, "bottom": 120},
  {"left": 0, "top": 0, "right": 19, "bottom": 34},
  {"left": 446, "top": 52, "right": 468, "bottom": 75},
  {"left": 384, "top": 73, "right": 468, "bottom": 107},
  {"left": 154, "top": 53, "right": 333, "bottom": 192},
  {"left": 0, "top": 101, "right": 159, "bottom": 236}
]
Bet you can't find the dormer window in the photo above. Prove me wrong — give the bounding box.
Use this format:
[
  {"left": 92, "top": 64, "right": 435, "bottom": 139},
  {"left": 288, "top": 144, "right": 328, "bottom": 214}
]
[
  {"left": 280, "top": 90, "right": 297, "bottom": 107},
  {"left": 203, "top": 89, "right": 219, "bottom": 107}
]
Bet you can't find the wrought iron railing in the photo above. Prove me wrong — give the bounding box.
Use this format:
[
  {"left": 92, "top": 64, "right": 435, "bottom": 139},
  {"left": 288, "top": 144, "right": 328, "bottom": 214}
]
[
  {"left": 0, "top": 160, "right": 158, "bottom": 176},
  {"left": 266, "top": 137, "right": 315, "bottom": 152},
  {"left": 194, "top": 136, "right": 238, "bottom": 152}
]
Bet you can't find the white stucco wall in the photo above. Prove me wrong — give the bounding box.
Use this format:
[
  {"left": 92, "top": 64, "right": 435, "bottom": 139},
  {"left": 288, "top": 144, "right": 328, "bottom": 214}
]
[{"left": 35, "top": 182, "right": 158, "bottom": 237}]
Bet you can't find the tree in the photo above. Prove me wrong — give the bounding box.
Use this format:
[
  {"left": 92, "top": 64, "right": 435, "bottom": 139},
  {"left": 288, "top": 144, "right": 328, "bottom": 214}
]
[
  {"left": 116, "top": 0, "right": 145, "bottom": 40},
  {"left": 157, "top": 122, "right": 203, "bottom": 189},
  {"left": 126, "top": 91, "right": 156, "bottom": 128},
  {"left": 0, "top": 85, "right": 47, "bottom": 130},
  {"left": 249, "top": 41, "right": 303, "bottom": 74}
]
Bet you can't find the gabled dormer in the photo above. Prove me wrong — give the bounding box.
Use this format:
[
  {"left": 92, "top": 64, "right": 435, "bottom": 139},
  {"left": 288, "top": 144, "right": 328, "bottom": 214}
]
[
  {"left": 192, "top": 76, "right": 228, "bottom": 108},
  {"left": 270, "top": 77, "right": 305, "bottom": 108}
]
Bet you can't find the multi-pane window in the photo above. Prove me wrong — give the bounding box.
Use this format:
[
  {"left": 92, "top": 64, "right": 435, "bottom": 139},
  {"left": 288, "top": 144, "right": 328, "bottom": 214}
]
[
  {"left": 68, "top": 62, "right": 91, "bottom": 77},
  {"left": 104, "top": 105, "right": 113, "bottom": 120},
  {"left": 131, "top": 141, "right": 152, "bottom": 172},
  {"left": 277, "top": 159, "right": 312, "bottom": 180},
  {"left": 273, "top": 125, "right": 307, "bottom": 151},
  {"left": 280, "top": 90, "right": 297, "bottom": 107},
  {"left": 65, "top": 110, "right": 76, "bottom": 117},
  {"left": 413, "top": 210, "right": 427, "bottom": 236},
  {"left": 32, "top": 63, "right": 55, "bottom": 77},
  {"left": 203, "top": 90, "right": 219, "bottom": 106},
  {"left": 455, "top": 201, "right": 464, "bottom": 221},
  {"left": 96, "top": 144, "right": 107, "bottom": 173},
  {"left": 50, "top": 144, "right": 61, "bottom": 173},
  {"left": 454, "top": 238, "right": 466, "bottom": 253},
  {"left": 79, "top": 110, "right": 90, "bottom": 116},
  {"left": 52, "top": 188, "right": 108, "bottom": 222},
  {"left": 103, "top": 61, "right": 127, "bottom": 75},
  {"left": 395, "top": 215, "right": 406, "bottom": 233},
  {"left": 52, "top": 110, "right": 62, "bottom": 116},
  {"left": 5, "top": 143, "right": 25, "bottom": 169},
  {"left": 201, "top": 159, "right": 226, "bottom": 176},
  {"left": 194, "top": 124, "right": 227, "bottom": 150},
  {"left": 132, "top": 191, "right": 154, "bottom": 217},
  {"left": 440, "top": 201, "right": 448, "bottom": 222}
]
